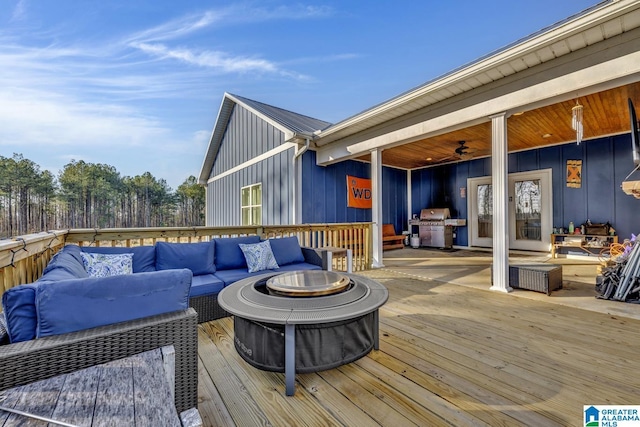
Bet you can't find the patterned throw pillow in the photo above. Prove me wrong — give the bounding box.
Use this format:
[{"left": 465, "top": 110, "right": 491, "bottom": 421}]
[
  {"left": 80, "top": 252, "right": 134, "bottom": 277},
  {"left": 238, "top": 241, "right": 279, "bottom": 273}
]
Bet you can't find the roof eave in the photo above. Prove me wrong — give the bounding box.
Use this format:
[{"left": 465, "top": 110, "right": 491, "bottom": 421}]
[{"left": 313, "top": 0, "right": 634, "bottom": 146}]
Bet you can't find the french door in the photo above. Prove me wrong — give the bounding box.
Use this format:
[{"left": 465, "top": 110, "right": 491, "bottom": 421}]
[{"left": 468, "top": 169, "right": 552, "bottom": 252}]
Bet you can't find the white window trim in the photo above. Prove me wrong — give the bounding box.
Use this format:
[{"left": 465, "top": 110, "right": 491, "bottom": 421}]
[{"left": 241, "top": 183, "right": 262, "bottom": 226}]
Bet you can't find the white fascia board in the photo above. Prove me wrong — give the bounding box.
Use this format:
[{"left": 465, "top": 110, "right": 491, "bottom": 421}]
[
  {"left": 314, "top": 0, "right": 638, "bottom": 145},
  {"left": 198, "top": 94, "right": 234, "bottom": 184},
  {"left": 207, "top": 142, "right": 297, "bottom": 184},
  {"left": 315, "top": 50, "right": 640, "bottom": 165}
]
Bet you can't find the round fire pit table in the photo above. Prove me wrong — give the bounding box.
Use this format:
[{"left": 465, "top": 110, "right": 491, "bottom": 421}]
[{"left": 218, "top": 270, "right": 388, "bottom": 396}]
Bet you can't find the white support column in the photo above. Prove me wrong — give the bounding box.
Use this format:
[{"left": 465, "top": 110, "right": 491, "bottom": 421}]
[
  {"left": 407, "top": 170, "right": 412, "bottom": 226},
  {"left": 489, "top": 112, "right": 512, "bottom": 293},
  {"left": 371, "top": 149, "right": 384, "bottom": 268},
  {"left": 292, "top": 141, "right": 307, "bottom": 225}
]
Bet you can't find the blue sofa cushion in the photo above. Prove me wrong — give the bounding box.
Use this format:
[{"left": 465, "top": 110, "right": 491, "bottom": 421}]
[
  {"left": 239, "top": 240, "right": 279, "bottom": 273},
  {"left": 35, "top": 269, "right": 192, "bottom": 338},
  {"left": 2, "top": 246, "right": 89, "bottom": 343},
  {"left": 42, "top": 245, "right": 88, "bottom": 279},
  {"left": 190, "top": 274, "right": 225, "bottom": 297},
  {"left": 214, "top": 236, "right": 260, "bottom": 270},
  {"left": 213, "top": 268, "right": 271, "bottom": 286},
  {"left": 82, "top": 246, "right": 157, "bottom": 273},
  {"left": 156, "top": 241, "right": 215, "bottom": 275},
  {"left": 1, "top": 284, "right": 39, "bottom": 343},
  {"left": 268, "top": 237, "right": 305, "bottom": 266}
]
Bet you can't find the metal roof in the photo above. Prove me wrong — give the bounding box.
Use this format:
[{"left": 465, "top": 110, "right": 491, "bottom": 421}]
[
  {"left": 198, "top": 93, "right": 332, "bottom": 184},
  {"left": 230, "top": 94, "right": 332, "bottom": 136}
]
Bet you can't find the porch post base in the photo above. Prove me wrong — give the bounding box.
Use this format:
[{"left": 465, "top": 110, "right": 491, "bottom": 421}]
[{"left": 489, "top": 285, "right": 514, "bottom": 293}]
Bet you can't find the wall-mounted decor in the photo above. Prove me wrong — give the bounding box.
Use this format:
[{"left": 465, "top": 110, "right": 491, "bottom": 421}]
[
  {"left": 346, "top": 175, "right": 372, "bottom": 208},
  {"left": 566, "top": 160, "right": 582, "bottom": 188}
]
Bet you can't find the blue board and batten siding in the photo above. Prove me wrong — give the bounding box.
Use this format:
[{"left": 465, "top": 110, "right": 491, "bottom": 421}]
[
  {"left": 206, "top": 104, "right": 294, "bottom": 226},
  {"left": 411, "top": 134, "right": 640, "bottom": 246},
  {"left": 301, "top": 150, "right": 408, "bottom": 234}
]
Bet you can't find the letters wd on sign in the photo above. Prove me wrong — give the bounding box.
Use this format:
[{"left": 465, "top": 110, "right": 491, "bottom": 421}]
[{"left": 347, "top": 175, "right": 372, "bottom": 209}]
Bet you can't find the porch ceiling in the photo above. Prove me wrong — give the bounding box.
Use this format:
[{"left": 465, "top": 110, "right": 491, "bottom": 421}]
[{"left": 357, "top": 82, "right": 640, "bottom": 169}]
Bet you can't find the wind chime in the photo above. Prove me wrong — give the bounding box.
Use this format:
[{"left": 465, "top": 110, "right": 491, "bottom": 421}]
[{"left": 572, "top": 101, "right": 584, "bottom": 144}]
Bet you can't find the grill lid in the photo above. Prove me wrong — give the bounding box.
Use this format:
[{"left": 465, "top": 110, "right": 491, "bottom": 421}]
[{"left": 419, "top": 208, "right": 451, "bottom": 220}]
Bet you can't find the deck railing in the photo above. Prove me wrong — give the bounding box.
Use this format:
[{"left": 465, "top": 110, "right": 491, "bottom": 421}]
[{"left": 0, "top": 223, "right": 373, "bottom": 299}]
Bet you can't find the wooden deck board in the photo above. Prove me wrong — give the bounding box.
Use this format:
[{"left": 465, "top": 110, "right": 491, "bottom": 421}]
[{"left": 196, "top": 268, "right": 640, "bottom": 427}]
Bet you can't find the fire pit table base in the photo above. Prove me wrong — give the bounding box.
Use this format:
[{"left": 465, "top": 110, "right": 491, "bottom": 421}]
[{"left": 218, "top": 271, "right": 388, "bottom": 396}]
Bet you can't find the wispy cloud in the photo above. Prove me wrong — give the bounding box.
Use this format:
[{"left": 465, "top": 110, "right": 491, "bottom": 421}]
[
  {"left": 0, "top": 2, "right": 343, "bottom": 186},
  {"left": 10, "top": 0, "right": 27, "bottom": 22},
  {"left": 124, "top": 5, "right": 334, "bottom": 79},
  {"left": 123, "top": 11, "right": 224, "bottom": 45}
]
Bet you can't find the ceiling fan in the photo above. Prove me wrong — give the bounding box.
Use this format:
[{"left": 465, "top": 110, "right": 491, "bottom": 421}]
[
  {"left": 425, "top": 140, "right": 477, "bottom": 164},
  {"left": 454, "top": 140, "right": 471, "bottom": 157}
]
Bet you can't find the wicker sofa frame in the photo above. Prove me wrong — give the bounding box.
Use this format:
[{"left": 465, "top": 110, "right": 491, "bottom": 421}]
[{"left": 0, "top": 308, "right": 198, "bottom": 414}]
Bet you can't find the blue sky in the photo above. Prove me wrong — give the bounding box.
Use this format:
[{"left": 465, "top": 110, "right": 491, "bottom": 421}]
[{"left": 1, "top": 0, "right": 598, "bottom": 189}]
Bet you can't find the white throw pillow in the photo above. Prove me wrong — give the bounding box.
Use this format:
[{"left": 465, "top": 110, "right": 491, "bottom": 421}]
[
  {"left": 238, "top": 241, "right": 279, "bottom": 273},
  {"left": 80, "top": 252, "right": 134, "bottom": 277}
]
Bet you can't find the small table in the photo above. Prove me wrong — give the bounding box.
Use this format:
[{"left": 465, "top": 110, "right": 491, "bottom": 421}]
[
  {"left": 218, "top": 271, "right": 388, "bottom": 396},
  {"left": 0, "top": 347, "right": 200, "bottom": 426},
  {"left": 322, "top": 246, "right": 353, "bottom": 273}
]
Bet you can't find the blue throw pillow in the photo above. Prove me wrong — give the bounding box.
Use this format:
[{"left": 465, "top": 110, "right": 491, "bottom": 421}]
[
  {"left": 214, "top": 236, "right": 261, "bottom": 270},
  {"left": 155, "top": 241, "right": 215, "bottom": 275},
  {"left": 268, "top": 236, "right": 305, "bottom": 266},
  {"left": 238, "top": 240, "right": 279, "bottom": 273}
]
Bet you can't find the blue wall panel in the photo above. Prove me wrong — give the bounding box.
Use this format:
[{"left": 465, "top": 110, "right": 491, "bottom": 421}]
[
  {"left": 300, "top": 134, "right": 640, "bottom": 247},
  {"left": 301, "top": 151, "right": 408, "bottom": 231},
  {"left": 409, "top": 135, "right": 640, "bottom": 246}
]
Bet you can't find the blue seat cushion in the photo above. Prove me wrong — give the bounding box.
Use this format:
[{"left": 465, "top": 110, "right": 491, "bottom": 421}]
[
  {"left": 214, "top": 236, "right": 260, "bottom": 270},
  {"left": 213, "top": 268, "right": 269, "bottom": 286},
  {"left": 35, "top": 269, "right": 192, "bottom": 338},
  {"left": 156, "top": 241, "right": 215, "bottom": 275},
  {"left": 268, "top": 237, "right": 305, "bottom": 266},
  {"left": 82, "top": 246, "right": 156, "bottom": 273},
  {"left": 190, "top": 274, "right": 225, "bottom": 297},
  {"left": 214, "top": 263, "right": 321, "bottom": 286}
]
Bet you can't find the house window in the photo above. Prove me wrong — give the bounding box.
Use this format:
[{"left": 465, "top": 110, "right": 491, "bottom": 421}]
[{"left": 241, "top": 183, "right": 262, "bottom": 225}]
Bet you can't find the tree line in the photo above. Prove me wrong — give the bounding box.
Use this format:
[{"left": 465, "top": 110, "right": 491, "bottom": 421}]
[{"left": 0, "top": 153, "right": 205, "bottom": 239}]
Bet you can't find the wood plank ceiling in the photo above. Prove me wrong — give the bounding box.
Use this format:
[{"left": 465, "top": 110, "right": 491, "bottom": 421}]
[{"left": 358, "top": 82, "right": 640, "bottom": 169}]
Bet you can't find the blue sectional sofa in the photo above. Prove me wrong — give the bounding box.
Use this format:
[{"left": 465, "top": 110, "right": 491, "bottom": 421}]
[{"left": 1, "top": 236, "right": 326, "bottom": 344}]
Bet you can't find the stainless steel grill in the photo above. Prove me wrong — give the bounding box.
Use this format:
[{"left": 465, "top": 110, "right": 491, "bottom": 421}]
[{"left": 409, "top": 208, "right": 453, "bottom": 248}]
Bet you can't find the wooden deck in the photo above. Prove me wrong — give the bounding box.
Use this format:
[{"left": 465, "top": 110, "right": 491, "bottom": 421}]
[{"left": 196, "top": 265, "right": 640, "bottom": 426}]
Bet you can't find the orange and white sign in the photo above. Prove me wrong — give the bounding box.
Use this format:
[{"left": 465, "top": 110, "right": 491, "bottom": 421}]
[{"left": 347, "top": 175, "right": 372, "bottom": 209}]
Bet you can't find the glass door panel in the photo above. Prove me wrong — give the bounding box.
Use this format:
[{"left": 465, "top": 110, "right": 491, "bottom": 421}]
[
  {"left": 477, "top": 184, "right": 493, "bottom": 238},
  {"left": 514, "top": 179, "right": 541, "bottom": 241},
  {"left": 468, "top": 169, "right": 552, "bottom": 251}
]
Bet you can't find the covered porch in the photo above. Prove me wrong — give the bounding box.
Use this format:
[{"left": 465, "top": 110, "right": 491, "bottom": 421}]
[
  {"left": 310, "top": 1, "right": 640, "bottom": 292},
  {"left": 197, "top": 252, "right": 640, "bottom": 426}
]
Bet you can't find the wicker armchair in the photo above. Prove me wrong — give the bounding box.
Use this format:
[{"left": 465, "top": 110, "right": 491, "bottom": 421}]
[{"left": 0, "top": 308, "right": 198, "bottom": 414}]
